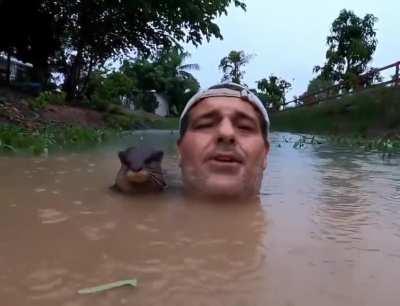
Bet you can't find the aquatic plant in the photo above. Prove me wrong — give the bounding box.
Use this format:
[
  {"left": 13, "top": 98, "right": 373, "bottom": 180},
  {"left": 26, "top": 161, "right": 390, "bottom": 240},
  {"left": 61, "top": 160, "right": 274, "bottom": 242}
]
[
  {"left": 292, "top": 135, "right": 324, "bottom": 149},
  {"left": 327, "top": 135, "right": 400, "bottom": 153},
  {"left": 280, "top": 133, "right": 400, "bottom": 155}
]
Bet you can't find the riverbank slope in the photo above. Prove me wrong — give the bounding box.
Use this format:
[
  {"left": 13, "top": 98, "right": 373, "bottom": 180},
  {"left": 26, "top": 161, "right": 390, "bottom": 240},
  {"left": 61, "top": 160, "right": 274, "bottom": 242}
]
[
  {"left": 270, "top": 86, "right": 400, "bottom": 139},
  {"left": 0, "top": 87, "right": 178, "bottom": 154}
]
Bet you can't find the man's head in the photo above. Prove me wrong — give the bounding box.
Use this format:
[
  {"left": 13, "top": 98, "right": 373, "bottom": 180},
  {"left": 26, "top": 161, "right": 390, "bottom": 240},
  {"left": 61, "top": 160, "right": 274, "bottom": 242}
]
[{"left": 177, "top": 83, "right": 270, "bottom": 200}]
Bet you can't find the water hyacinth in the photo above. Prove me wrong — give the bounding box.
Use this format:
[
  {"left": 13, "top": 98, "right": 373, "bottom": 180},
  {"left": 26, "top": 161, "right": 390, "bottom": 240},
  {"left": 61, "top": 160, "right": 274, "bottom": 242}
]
[{"left": 284, "top": 133, "right": 400, "bottom": 157}]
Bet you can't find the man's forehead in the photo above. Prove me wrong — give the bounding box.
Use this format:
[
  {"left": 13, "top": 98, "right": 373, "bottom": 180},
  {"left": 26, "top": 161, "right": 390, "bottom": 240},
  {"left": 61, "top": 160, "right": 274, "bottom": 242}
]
[{"left": 189, "top": 97, "right": 260, "bottom": 119}]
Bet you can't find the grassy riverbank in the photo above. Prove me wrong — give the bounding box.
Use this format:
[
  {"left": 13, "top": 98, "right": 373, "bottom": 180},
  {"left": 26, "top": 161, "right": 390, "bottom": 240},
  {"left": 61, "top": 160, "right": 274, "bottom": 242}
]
[
  {"left": 0, "top": 124, "right": 118, "bottom": 155},
  {"left": 0, "top": 87, "right": 179, "bottom": 155},
  {"left": 270, "top": 86, "right": 400, "bottom": 153},
  {"left": 0, "top": 116, "right": 179, "bottom": 155},
  {"left": 270, "top": 86, "right": 400, "bottom": 137}
]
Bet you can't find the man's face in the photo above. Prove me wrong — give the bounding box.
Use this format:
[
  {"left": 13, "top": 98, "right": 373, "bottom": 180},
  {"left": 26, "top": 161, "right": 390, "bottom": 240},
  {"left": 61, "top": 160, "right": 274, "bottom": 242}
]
[{"left": 177, "top": 97, "right": 269, "bottom": 200}]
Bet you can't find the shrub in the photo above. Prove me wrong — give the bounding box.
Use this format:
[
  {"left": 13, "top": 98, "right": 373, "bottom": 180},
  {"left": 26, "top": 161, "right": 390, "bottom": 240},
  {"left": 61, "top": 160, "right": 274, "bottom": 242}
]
[
  {"left": 31, "top": 91, "right": 66, "bottom": 110},
  {"left": 133, "top": 92, "right": 159, "bottom": 113}
]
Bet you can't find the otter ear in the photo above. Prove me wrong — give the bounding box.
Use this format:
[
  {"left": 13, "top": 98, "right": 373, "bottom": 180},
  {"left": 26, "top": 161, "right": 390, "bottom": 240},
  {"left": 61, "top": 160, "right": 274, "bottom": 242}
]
[
  {"left": 151, "top": 150, "right": 164, "bottom": 162},
  {"left": 118, "top": 151, "right": 127, "bottom": 164}
]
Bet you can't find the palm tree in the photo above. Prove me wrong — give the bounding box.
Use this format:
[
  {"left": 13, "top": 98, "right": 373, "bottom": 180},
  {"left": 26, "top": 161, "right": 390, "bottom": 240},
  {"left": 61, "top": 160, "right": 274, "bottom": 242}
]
[
  {"left": 157, "top": 47, "right": 199, "bottom": 81},
  {"left": 219, "top": 50, "right": 253, "bottom": 84},
  {"left": 155, "top": 47, "right": 200, "bottom": 114}
]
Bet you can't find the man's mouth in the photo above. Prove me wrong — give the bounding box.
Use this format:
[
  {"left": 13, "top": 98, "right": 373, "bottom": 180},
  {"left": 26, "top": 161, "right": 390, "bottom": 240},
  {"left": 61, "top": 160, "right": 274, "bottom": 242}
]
[{"left": 211, "top": 154, "right": 243, "bottom": 164}]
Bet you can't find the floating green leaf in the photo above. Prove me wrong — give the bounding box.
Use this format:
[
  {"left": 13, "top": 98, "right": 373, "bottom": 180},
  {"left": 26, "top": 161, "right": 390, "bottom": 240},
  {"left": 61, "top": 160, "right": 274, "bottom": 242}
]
[{"left": 78, "top": 278, "right": 137, "bottom": 295}]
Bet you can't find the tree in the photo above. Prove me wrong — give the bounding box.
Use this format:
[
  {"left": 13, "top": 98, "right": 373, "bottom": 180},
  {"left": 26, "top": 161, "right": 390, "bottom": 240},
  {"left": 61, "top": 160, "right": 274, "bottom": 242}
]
[
  {"left": 1, "top": 0, "right": 245, "bottom": 100},
  {"left": 156, "top": 47, "right": 200, "bottom": 114},
  {"left": 256, "top": 75, "right": 291, "bottom": 111},
  {"left": 86, "top": 70, "right": 137, "bottom": 110},
  {"left": 314, "top": 9, "right": 378, "bottom": 88},
  {"left": 219, "top": 50, "right": 253, "bottom": 84},
  {"left": 111, "top": 47, "right": 200, "bottom": 114}
]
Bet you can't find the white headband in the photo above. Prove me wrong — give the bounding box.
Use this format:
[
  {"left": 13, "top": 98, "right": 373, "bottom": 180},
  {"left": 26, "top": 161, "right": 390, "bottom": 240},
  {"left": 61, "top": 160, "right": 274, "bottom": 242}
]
[{"left": 179, "top": 83, "right": 270, "bottom": 139}]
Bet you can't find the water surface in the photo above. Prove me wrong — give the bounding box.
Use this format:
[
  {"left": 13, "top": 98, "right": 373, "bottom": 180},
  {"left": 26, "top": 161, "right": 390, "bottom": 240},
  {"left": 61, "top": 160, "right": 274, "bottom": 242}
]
[{"left": 1, "top": 131, "right": 399, "bottom": 306}]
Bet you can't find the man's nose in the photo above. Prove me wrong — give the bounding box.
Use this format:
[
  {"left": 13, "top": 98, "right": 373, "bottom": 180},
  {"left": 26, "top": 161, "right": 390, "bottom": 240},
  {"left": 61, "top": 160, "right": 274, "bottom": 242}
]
[{"left": 216, "top": 118, "right": 235, "bottom": 144}]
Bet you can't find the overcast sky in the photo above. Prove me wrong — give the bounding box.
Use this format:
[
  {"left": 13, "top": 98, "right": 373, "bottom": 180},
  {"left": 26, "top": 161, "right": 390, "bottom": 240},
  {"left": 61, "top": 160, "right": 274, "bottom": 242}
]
[{"left": 184, "top": 0, "right": 399, "bottom": 100}]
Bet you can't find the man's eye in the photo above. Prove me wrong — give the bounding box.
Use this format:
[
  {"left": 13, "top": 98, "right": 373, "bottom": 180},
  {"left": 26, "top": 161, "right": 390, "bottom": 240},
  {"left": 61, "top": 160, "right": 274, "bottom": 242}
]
[
  {"left": 194, "top": 122, "right": 214, "bottom": 129},
  {"left": 237, "top": 124, "right": 255, "bottom": 131}
]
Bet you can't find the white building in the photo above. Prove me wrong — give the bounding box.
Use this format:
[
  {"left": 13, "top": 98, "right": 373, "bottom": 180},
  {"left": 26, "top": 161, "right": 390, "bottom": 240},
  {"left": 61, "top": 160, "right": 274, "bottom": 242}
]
[{"left": 0, "top": 54, "right": 32, "bottom": 82}]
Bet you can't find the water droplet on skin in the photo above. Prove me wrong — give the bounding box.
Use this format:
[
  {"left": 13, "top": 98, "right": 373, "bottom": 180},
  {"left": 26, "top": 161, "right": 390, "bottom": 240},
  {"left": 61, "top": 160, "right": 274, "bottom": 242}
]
[
  {"left": 73, "top": 201, "right": 83, "bottom": 205},
  {"left": 52, "top": 191, "right": 60, "bottom": 195},
  {"left": 35, "top": 188, "right": 46, "bottom": 193},
  {"left": 88, "top": 163, "right": 95, "bottom": 167}
]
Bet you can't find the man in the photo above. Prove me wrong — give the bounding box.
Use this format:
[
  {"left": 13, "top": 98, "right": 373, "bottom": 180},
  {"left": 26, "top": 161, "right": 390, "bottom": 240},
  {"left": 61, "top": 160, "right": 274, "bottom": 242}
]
[{"left": 177, "top": 83, "right": 270, "bottom": 201}]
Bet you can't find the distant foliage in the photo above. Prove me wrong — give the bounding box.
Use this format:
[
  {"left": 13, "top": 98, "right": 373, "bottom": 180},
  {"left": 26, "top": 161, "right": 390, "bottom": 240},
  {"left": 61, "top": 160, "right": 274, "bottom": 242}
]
[
  {"left": 0, "top": 0, "right": 244, "bottom": 100},
  {"left": 120, "top": 47, "right": 200, "bottom": 115},
  {"left": 134, "top": 92, "right": 159, "bottom": 113},
  {"left": 219, "top": 50, "right": 253, "bottom": 84},
  {"left": 86, "top": 71, "right": 136, "bottom": 111},
  {"left": 256, "top": 75, "right": 292, "bottom": 111},
  {"left": 299, "top": 77, "right": 336, "bottom": 104},
  {"left": 314, "top": 9, "right": 378, "bottom": 88}
]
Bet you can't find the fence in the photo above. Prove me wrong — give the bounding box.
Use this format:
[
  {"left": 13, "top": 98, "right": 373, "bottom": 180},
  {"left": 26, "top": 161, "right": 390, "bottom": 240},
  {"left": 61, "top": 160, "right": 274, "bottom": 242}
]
[{"left": 277, "top": 60, "right": 400, "bottom": 112}]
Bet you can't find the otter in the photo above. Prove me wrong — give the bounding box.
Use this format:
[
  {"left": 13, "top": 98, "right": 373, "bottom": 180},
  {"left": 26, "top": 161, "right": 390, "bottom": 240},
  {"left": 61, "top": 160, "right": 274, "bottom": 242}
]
[{"left": 112, "top": 146, "right": 167, "bottom": 193}]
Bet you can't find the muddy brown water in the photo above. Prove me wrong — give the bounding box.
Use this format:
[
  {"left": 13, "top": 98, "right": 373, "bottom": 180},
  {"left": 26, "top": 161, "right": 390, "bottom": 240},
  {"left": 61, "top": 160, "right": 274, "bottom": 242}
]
[{"left": 1, "top": 131, "right": 399, "bottom": 306}]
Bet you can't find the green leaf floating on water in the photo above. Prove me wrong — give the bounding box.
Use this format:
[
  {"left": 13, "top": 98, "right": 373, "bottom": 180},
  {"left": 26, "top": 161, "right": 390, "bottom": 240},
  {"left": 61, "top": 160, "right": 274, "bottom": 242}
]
[{"left": 78, "top": 279, "right": 138, "bottom": 294}]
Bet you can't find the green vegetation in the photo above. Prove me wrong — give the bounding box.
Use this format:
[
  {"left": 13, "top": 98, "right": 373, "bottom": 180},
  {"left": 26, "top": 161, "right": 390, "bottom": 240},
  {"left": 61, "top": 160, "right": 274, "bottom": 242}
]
[
  {"left": 271, "top": 87, "right": 400, "bottom": 137},
  {"left": 219, "top": 50, "right": 253, "bottom": 84},
  {"left": 0, "top": 124, "right": 116, "bottom": 155},
  {"left": 286, "top": 134, "right": 400, "bottom": 154},
  {"left": 118, "top": 47, "right": 200, "bottom": 115},
  {"left": 148, "top": 117, "right": 180, "bottom": 130},
  {"left": 0, "top": 0, "right": 245, "bottom": 100},
  {"left": 31, "top": 91, "right": 66, "bottom": 110},
  {"left": 314, "top": 9, "right": 378, "bottom": 87},
  {"left": 102, "top": 105, "right": 179, "bottom": 130},
  {"left": 256, "top": 76, "right": 292, "bottom": 111}
]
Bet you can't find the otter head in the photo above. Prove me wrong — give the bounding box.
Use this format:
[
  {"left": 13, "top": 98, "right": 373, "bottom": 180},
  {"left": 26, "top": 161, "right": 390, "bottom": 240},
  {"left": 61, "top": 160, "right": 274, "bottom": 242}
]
[{"left": 115, "top": 146, "right": 166, "bottom": 193}]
